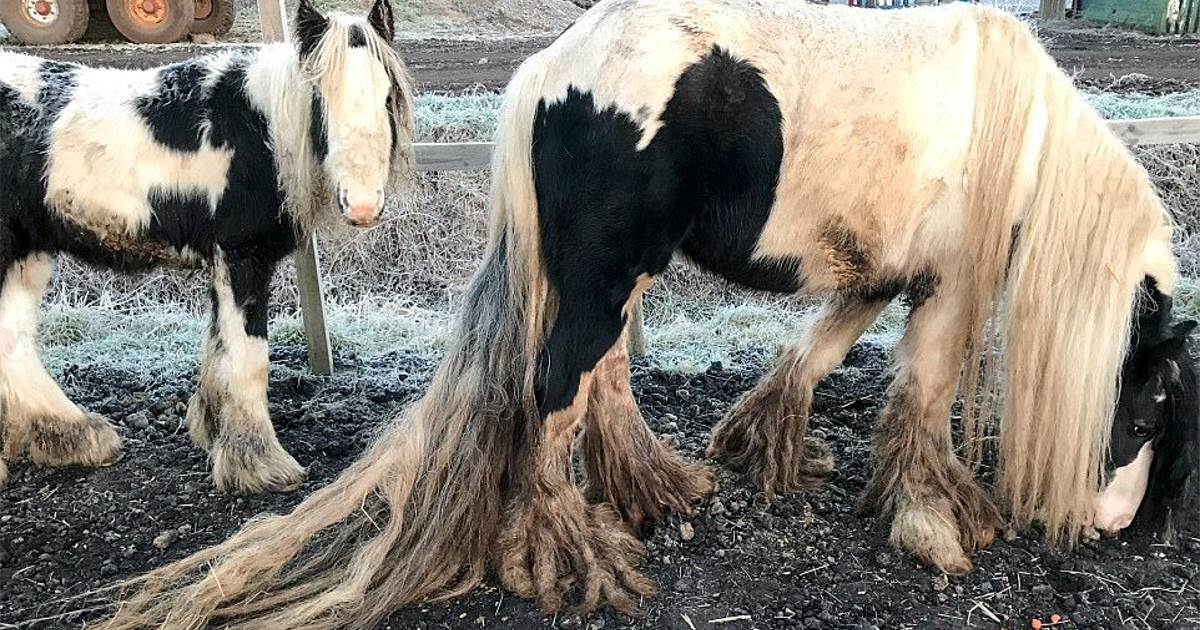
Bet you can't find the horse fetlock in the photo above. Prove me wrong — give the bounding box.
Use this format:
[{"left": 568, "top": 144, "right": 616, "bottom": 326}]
[
  {"left": 495, "top": 487, "right": 653, "bottom": 616},
  {"left": 25, "top": 412, "right": 123, "bottom": 468},
  {"left": 185, "top": 390, "right": 221, "bottom": 451},
  {"left": 708, "top": 385, "right": 830, "bottom": 496},
  {"left": 210, "top": 431, "right": 305, "bottom": 493},
  {"left": 864, "top": 460, "right": 1000, "bottom": 575},
  {"left": 582, "top": 424, "right": 714, "bottom": 528}
]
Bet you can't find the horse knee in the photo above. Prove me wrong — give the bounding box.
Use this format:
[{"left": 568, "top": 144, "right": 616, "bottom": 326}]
[{"left": 536, "top": 302, "right": 626, "bottom": 417}]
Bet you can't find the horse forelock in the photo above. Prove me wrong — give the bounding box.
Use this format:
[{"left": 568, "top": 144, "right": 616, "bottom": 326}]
[{"left": 301, "top": 15, "right": 415, "bottom": 190}]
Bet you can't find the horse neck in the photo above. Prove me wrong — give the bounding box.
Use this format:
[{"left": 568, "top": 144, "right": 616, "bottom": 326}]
[{"left": 246, "top": 43, "right": 329, "bottom": 234}]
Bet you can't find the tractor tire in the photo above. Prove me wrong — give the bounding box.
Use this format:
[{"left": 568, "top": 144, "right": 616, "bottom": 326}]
[
  {"left": 189, "top": 0, "right": 231, "bottom": 35},
  {"left": 105, "top": 0, "right": 192, "bottom": 43},
  {"left": 0, "top": 0, "right": 89, "bottom": 44}
]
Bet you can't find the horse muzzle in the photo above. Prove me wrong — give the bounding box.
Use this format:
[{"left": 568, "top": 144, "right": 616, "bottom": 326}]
[
  {"left": 338, "top": 188, "right": 385, "bottom": 228},
  {"left": 1092, "top": 442, "right": 1154, "bottom": 535}
]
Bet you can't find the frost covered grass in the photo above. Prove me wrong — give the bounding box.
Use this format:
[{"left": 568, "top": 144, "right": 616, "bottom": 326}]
[{"left": 1085, "top": 90, "right": 1200, "bottom": 119}]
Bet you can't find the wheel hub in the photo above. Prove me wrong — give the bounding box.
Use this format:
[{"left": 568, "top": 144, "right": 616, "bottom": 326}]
[
  {"left": 127, "top": 0, "right": 167, "bottom": 25},
  {"left": 194, "top": 0, "right": 211, "bottom": 20},
  {"left": 22, "top": 0, "right": 58, "bottom": 24}
]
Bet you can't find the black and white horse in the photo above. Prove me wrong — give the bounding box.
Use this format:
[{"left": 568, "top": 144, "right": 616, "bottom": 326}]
[
  {"left": 1096, "top": 281, "right": 1198, "bottom": 536},
  {"left": 0, "top": 0, "right": 414, "bottom": 493},
  {"left": 95, "top": 1, "right": 1197, "bottom": 628}
]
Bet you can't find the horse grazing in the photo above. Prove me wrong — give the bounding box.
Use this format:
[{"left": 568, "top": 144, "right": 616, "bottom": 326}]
[
  {"left": 0, "top": 0, "right": 414, "bottom": 493},
  {"left": 1096, "top": 280, "right": 1198, "bottom": 536},
  {"left": 92, "top": 1, "right": 1191, "bottom": 627}
]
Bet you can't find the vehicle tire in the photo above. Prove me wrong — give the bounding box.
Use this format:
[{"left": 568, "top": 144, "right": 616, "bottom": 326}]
[
  {"left": 105, "top": 0, "right": 192, "bottom": 43},
  {"left": 189, "top": 0, "right": 231, "bottom": 35},
  {"left": 0, "top": 0, "right": 89, "bottom": 44}
]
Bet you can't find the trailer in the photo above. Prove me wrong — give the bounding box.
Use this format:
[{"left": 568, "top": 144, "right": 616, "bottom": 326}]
[{"left": 0, "top": 0, "right": 233, "bottom": 44}]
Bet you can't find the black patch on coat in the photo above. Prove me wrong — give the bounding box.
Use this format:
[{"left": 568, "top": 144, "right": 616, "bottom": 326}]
[
  {"left": 531, "top": 46, "right": 789, "bottom": 415},
  {"left": 902, "top": 270, "right": 940, "bottom": 312},
  {"left": 347, "top": 24, "right": 368, "bottom": 47},
  {"left": 136, "top": 61, "right": 210, "bottom": 152},
  {"left": 310, "top": 94, "right": 329, "bottom": 161},
  {"left": 36, "top": 60, "right": 78, "bottom": 115},
  {"left": 1, "top": 53, "right": 296, "bottom": 340}
]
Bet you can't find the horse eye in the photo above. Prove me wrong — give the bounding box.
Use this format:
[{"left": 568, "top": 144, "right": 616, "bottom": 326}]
[{"left": 1131, "top": 423, "right": 1156, "bottom": 439}]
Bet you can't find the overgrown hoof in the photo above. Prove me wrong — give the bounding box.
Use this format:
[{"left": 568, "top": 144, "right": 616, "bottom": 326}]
[
  {"left": 862, "top": 461, "right": 1000, "bottom": 575},
  {"left": 26, "top": 412, "right": 124, "bottom": 468},
  {"left": 185, "top": 391, "right": 221, "bottom": 451},
  {"left": 211, "top": 433, "right": 305, "bottom": 493},
  {"left": 496, "top": 493, "right": 655, "bottom": 615},
  {"left": 707, "top": 396, "right": 833, "bottom": 496},
  {"left": 583, "top": 431, "right": 715, "bottom": 529}
]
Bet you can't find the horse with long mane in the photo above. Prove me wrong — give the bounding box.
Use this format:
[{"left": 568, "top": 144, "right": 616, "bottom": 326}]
[
  {"left": 92, "top": 0, "right": 1196, "bottom": 627},
  {"left": 0, "top": 0, "right": 414, "bottom": 493}
]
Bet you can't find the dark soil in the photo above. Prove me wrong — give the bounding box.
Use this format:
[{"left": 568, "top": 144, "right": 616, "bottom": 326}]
[
  {"left": 2, "top": 343, "right": 1198, "bottom": 630},
  {"left": 10, "top": 22, "right": 1199, "bottom": 94}
]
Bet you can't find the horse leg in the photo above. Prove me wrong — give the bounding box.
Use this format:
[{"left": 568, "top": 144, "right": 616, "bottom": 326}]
[
  {"left": 496, "top": 285, "right": 658, "bottom": 615},
  {"left": 194, "top": 250, "right": 304, "bottom": 493},
  {"left": 708, "top": 295, "right": 887, "bottom": 495},
  {"left": 0, "top": 252, "right": 122, "bottom": 475},
  {"left": 581, "top": 324, "right": 714, "bottom": 529},
  {"left": 858, "top": 288, "right": 1000, "bottom": 574}
]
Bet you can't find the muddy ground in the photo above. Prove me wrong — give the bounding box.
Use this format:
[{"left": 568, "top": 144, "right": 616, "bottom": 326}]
[
  {"left": 9, "top": 25, "right": 1199, "bottom": 93},
  {"left": 1, "top": 343, "right": 1198, "bottom": 630}
]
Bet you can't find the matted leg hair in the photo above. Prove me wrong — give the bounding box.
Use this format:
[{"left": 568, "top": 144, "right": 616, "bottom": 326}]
[
  {"left": 196, "top": 250, "right": 304, "bottom": 493},
  {"left": 497, "top": 370, "right": 656, "bottom": 615},
  {"left": 859, "top": 289, "right": 1000, "bottom": 574},
  {"left": 581, "top": 327, "right": 715, "bottom": 529},
  {"left": 0, "top": 253, "right": 122, "bottom": 474},
  {"left": 708, "top": 296, "right": 886, "bottom": 495}
]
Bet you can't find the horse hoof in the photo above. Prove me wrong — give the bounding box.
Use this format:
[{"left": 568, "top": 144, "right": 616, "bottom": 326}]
[
  {"left": 496, "top": 492, "right": 654, "bottom": 615},
  {"left": 26, "top": 412, "right": 124, "bottom": 468},
  {"left": 210, "top": 433, "right": 306, "bottom": 493}
]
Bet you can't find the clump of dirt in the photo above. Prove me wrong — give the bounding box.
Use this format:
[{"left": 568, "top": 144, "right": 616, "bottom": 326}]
[{"left": 2, "top": 343, "right": 1197, "bottom": 629}]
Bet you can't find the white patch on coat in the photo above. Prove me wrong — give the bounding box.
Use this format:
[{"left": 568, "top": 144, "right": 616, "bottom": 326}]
[
  {"left": 0, "top": 256, "right": 82, "bottom": 421},
  {"left": 1141, "top": 228, "right": 1177, "bottom": 294},
  {"left": 1093, "top": 442, "right": 1154, "bottom": 533},
  {"left": 0, "top": 51, "right": 47, "bottom": 103},
  {"left": 44, "top": 65, "right": 234, "bottom": 237}
]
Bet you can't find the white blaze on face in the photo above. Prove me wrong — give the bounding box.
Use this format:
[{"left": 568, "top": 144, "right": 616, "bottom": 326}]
[
  {"left": 1093, "top": 442, "right": 1154, "bottom": 534},
  {"left": 322, "top": 43, "right": 393, "bottom": 228}
]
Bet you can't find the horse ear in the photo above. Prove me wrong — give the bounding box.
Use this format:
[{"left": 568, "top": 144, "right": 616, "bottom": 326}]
[
  {"left": 368, "top": 0, "right": 394, "bottom": 42},
  {"left": 1171, "top": 320, "right": 1199, "bottom": 340},
  {"left": 294, "top": 0, "right": 329, "bottom": 57}
]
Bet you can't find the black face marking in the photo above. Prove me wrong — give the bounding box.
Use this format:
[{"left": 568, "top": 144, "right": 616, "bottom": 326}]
[
  {"left": 348, "top": 24, "right": 368, "bottom": 47},
  {"left": 310, "top": 93, "right": 329, "bottom": 162},
  {"left": 532, "top": 47, "right": 788, "bottom": 415},
  {"left": 136, "top": 61, "right": 209, "bottom": 152},
  {"left": 1114, "top": 277, "right": 1200, "bottom": 533},
  {"left": 295, "top": 0, "right": 330, "bottom": 58}
]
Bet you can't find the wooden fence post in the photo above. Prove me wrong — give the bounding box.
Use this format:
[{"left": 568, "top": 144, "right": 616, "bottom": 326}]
[
  {"left": 1039, "top": 0, "right": 1067, "bottom": 20},
  {"left": 258, "top": 0, "right": 335, "bottom": 375}
]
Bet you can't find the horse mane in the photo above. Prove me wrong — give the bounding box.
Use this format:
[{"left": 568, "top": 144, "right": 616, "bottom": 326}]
[
  {"left": 257, "top": 15, "right": 416, "bottom": 235},
  {"left": 956, "top": 8, "right": 1178, "bottom": 542}
]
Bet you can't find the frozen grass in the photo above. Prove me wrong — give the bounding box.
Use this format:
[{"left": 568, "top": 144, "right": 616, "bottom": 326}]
[{"left": 1085, "top": 90, "right": 1200, "bottom": 120}]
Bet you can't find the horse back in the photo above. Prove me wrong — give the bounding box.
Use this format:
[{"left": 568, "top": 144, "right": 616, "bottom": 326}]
[{"left": 529, "top": 0, "right": 1002, "bottom": 295}]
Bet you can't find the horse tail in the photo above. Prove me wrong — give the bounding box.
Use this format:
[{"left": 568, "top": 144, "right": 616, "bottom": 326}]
[
  {"left": 89, "top": 54, "right": 552, "bottom": 630},
  {"left": 957, "top": 7, "right": 1178, "bottom": 543}
]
